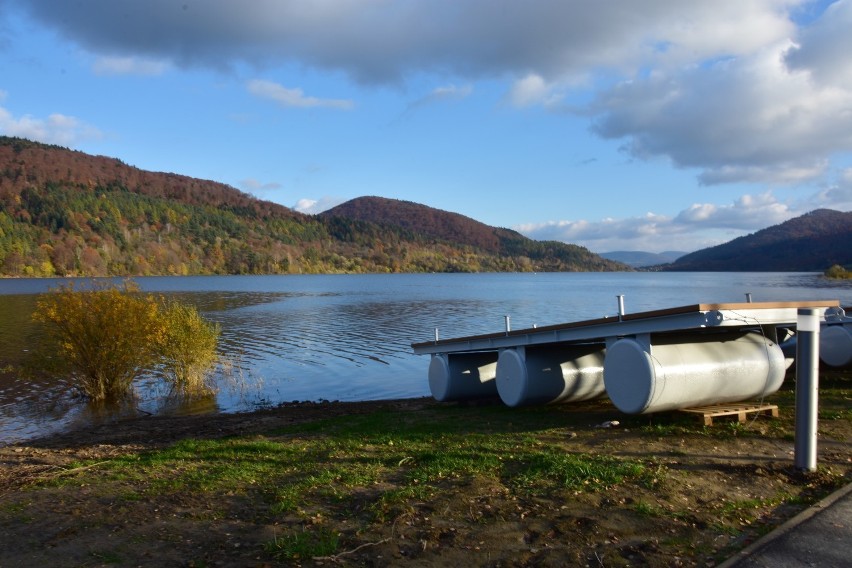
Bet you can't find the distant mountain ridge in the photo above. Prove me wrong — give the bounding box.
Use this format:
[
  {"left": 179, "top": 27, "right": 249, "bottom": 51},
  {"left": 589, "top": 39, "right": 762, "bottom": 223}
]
[
  {"left": 600, "top": 250, "right": 686, "bottom": 268},
  {"left": 664, "top": 209, "right": 852, "bottom": 271},
  {"left": 0, "top": 136, "right": 625, "bottom": 276}
]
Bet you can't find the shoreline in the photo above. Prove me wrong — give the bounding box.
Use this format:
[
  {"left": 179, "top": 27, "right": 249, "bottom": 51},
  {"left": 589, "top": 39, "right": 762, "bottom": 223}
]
[{"left": 9, "top": 396, "right": 440, "bottom": 450}]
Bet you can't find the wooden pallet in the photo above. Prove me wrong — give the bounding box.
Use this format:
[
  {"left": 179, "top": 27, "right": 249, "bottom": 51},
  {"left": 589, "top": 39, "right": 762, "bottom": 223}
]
[{"left": 680, "top": 403, "right": 779, "bottom": 426}]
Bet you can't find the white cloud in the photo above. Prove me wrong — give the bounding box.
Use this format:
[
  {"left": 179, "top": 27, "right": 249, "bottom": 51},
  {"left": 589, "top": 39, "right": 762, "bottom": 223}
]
[
  {"left": 507, "top": 74, "right": 551, "bottom": 107},
  {"left": 592, "top": 36, "right": 852, "bottom": 185},
  {"left": 409, "top": 84, "right": 473, "bottom": 110},
  {"left": 433, "top": 84, "right": 472, "bottom": 98},
  {"left": 516, "top": 192, "right": 797, "bottom": 253},
  {"left": 399, "top": 83, "right": 473, "bottom": 119},
  {"left": 247, "top": 79, "right": 354, "bottom": 110},
  {"left": 240, "top": 178, "right": 282, "bottom": 192},
  {"left": 785, "top": 0, "right": 852, "bottom": 88},
  {"left": 802, "top": 168, "right": 852, "bottom": 212},
  {"left": 293, "top": 198, "right": 319, "bottom": 214},
  {"left": 673, "top": 193, "right": 791, "bottom": 229},
  {"left": 293, "top": 197, "right": 345, "bottom": 215},
  {"left": 92, "top": 55, "right": 170, "bottom": 76},
  {"left": 0, "top": 104, "right": 102, "bottom": 147}
]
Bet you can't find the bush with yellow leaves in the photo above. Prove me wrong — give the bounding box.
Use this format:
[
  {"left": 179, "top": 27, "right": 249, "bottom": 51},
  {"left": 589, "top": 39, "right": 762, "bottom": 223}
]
[{"left": 33, "top": 280, "right": 219, "bottom": 402}]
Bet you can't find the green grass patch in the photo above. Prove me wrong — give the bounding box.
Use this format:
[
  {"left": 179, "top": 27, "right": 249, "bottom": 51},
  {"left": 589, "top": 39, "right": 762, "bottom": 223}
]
[
  {"left": 264, "top": 527, "right": 340, "bottom": 561},
  {"left": 513, "top": 451, "right": 654, "bottom": 493},
  {"left": 820, "top": 408, "right": 852, "bottom": 421},
  {"left": 717, "top": 492, "right": 796, "bottom": 523},
  {"left": 36, "top": 404, "right": 660, "bottom": 526},
  {"left": 6, "top": 391, "right": 850, "bottom": 565}
]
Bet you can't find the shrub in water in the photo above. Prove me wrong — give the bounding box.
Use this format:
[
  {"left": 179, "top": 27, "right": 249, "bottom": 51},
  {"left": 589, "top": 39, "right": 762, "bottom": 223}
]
[
  {"left": 824, "top": 264, "right": 851, "bottom": 279},
  {"left": 157, "top": 300, "right": 220, "bottom": 398},
  {"left": 33, "top": 280, "right": 163, "bottom": 401},
  {"left": 33, "top": 280, "right": 219, "bottom": 402}
]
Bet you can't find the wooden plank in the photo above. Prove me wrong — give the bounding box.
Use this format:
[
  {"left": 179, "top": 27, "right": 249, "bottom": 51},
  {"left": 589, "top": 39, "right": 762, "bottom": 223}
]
[{"left": 680, "top": 403, "right": 779, "bottom": 426}]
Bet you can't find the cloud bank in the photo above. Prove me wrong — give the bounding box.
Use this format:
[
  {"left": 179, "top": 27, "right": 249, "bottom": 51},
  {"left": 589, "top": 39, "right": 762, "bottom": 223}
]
[
  {"left": 6, "top": 0, "right": 851, "bottom": 188},
  {"left": 516, "top": 184, "right": 852, "bottom": 253},
  {"left": 0, "top": 99, "right": 102, "bottom": 147}
]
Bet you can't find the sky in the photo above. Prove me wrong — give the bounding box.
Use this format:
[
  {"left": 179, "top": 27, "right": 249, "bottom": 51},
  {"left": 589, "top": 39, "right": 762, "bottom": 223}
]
[{"left": 1, "top": 0, "right": 851, "bottom": 254}]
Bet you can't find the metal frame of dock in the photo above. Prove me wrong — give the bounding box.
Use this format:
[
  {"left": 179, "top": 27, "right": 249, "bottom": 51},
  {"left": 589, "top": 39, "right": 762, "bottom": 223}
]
[{"left": 412, "top": 300, "right": 844, "bottom": 356}]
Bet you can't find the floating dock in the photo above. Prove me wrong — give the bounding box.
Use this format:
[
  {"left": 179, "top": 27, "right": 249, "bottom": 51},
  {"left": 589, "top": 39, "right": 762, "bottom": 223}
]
[{"left": 412, "top": 300, "right": 850, "bottom": 414}]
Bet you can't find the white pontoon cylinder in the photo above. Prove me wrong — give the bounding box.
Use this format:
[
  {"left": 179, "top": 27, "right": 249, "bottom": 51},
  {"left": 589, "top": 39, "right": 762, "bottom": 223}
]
[
  {"left": 428, "top": 352, "right": 498, "bottom": 402},
  {"left": 820, "top": 324, "right": 852, "bottom": 368},
  {"left": 496, "top": 345, "right": 606, "bottom": 407},
  {"left": 603, "top": 331, "right": 786, "bottom": 414}
]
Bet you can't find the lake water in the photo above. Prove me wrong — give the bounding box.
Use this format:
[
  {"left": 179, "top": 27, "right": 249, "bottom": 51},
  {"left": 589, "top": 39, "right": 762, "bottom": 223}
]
[{"left": 1, "top": 272, "right": 850, "bottom": 445}]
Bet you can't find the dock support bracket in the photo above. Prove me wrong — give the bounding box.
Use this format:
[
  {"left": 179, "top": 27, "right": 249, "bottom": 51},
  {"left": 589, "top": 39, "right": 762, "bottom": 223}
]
[
  {"left": 500, "top": 345, "right": 525, "bottom": 360},
  {"left": 606, "top": 333, "right": 651, "bottom": 355}
]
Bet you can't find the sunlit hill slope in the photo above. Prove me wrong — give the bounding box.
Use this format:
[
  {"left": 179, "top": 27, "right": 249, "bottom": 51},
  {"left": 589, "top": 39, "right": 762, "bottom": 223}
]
[{"left": 0, "top": 136, "right": 626, "bottom": 276}]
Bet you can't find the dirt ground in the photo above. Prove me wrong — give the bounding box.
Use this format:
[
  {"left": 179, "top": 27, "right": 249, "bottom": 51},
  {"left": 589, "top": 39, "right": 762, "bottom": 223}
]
[{"left": 0, "top": 389, "right": 850, "bottom": 568}]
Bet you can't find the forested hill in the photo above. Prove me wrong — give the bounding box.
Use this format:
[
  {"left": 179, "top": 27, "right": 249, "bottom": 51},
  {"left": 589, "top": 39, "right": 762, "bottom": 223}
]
[
  {"left": 321, "top": 196, "right": 622, "bottom": 271},
  {"left": 0, "top": 136, "right": 625, "bottom": 276},
  {"left": 664, "top": 209, "right": 852, "bottom": 271},
  {"left": 322, "top": 196, "right": 510, "bottom": 252},
  {"left": 0, "top": 136, "right": 301, "bottom": 220}
]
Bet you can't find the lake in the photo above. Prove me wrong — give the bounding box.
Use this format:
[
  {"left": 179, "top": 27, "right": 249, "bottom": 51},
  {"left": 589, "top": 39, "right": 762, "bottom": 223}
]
[{"left": 1, "top": 272, "right": 850, "bottom": 445}]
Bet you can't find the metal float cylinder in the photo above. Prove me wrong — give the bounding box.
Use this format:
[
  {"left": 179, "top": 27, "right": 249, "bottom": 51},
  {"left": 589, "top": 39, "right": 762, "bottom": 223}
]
[
  {"left": 496, "top": 345, "right": 606, "bottom": 407},
  {"left": 428, "top": 352, "right": 498, "bottom": 402},
  {"left": 603, "top": 331, "right": 786, "bottom": 414},
  {"left": 820, "top": 324, "right": 852, "bottom": 368}
]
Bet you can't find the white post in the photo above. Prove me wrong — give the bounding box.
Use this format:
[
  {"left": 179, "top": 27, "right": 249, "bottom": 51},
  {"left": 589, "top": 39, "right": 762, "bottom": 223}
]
[
  {"left": 795, "top": 308, "right": 820, "bottom": 471},
  {"left": 504, "top": 315, "right": 511, "bottom": 334},
  {"left": 617, "top": 295, "right": 625, "bottom": 321}
]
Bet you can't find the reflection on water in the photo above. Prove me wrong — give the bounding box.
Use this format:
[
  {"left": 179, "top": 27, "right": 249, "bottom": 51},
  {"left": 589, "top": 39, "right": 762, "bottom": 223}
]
[{"left": 1, "top": 272, "right": 850, "bottom": 445}]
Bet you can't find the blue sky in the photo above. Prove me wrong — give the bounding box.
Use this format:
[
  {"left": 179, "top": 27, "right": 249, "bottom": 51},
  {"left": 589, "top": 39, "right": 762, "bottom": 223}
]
[{"left": 1, "top": 0, "right": 851, "bottom": 254}]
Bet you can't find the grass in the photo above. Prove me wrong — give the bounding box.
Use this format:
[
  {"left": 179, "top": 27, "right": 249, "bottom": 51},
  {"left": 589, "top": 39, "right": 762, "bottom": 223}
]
[
  {"left": 230, "top": 410, "right": 641, "bottom": 506},
  {"left": 38, "top": 403, "right": 660, "bottom": 541},
  {"left": 264, "top": 526, "right": 340, "bottom": 561},
  {"left": 6, "top": 376, "right": 849, "bottom": 565}
]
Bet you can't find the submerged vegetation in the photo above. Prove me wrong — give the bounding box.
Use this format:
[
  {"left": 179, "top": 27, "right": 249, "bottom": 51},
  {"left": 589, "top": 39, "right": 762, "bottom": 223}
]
[
  {"left": 825, "top": 264, "right": 852, "bottom": 279},
  {"left": 30, "top": 279, "right": 220, "bottom": 401}
]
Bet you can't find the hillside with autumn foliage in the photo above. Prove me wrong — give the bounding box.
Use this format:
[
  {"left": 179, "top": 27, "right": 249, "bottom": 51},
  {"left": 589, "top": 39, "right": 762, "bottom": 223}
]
[
  {"left": 664, "top": 209, "right": 852, "bottom": 271},
  {"left": 321, "top": 197, "right": 620, "bottom": 272},
  {"left": 0, "top": 137, "right": 625, "bottom": 276}
]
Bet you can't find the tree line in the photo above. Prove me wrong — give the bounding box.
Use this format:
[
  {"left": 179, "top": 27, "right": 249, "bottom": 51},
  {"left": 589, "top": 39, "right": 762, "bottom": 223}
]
[
  {"left": 0, "top": 136, "right": 625, "bottom": 276},
  {"left": 0, "top": 180, "right": 619, "bottom": 276}
]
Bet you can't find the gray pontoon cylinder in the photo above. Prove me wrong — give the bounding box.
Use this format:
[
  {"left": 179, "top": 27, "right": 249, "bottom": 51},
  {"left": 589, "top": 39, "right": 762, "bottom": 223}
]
[
  {"left": 819, "top": 324, "right": 852, "bottom": 368},
  {"left": 496, "top": 345, "right": 606, "bottom": 407},
  {"left": 603, "top": 331, "right": 786, "bottom": 414},
  {"left": 428, "top": 352, "right": 498, "bottom": 402}
]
